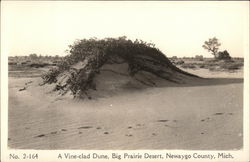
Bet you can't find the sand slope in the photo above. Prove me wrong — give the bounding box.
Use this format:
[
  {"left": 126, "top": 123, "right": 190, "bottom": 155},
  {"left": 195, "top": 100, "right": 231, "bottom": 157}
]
[{"left": 8, "top": 69, "right": 243, "bottom": 150}]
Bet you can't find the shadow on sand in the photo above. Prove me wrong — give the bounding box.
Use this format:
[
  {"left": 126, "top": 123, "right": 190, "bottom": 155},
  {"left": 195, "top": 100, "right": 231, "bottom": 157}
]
[
  {"left": 90, "top": 77, "right": 244, "bottom": 99},
  {"left": 45, "top": 76, "right": 244, "bottom": 100},
  {"left": 175, "top": 77, "right": 244, "bottom": 87}
]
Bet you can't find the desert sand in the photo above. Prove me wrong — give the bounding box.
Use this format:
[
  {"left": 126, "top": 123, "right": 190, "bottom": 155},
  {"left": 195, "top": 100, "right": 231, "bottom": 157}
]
[{"left": 8, "top": 68, "right": 243, "bottom": 150}]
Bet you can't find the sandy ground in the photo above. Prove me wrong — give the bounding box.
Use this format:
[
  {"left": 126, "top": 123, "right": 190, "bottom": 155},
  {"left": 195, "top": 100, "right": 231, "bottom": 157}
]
[{"left": 8, "top": 68, "right": 243, "bottom": 150}]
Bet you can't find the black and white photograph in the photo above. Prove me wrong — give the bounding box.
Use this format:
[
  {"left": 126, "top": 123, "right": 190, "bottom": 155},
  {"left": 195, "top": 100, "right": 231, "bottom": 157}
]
[{"left": 1, "top": 1, "right": 249, "bottom": 161}]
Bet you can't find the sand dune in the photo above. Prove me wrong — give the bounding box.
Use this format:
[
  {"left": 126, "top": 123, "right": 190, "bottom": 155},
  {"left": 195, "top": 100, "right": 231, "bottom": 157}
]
[{"left": 8, "top": 69, "right": 243, "bottom": 150}]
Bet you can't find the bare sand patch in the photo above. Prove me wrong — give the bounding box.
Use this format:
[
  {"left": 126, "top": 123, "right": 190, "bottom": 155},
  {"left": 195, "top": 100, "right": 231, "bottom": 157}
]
[{"left": 8, "top": 68, "right": 243, "bottom": 150}]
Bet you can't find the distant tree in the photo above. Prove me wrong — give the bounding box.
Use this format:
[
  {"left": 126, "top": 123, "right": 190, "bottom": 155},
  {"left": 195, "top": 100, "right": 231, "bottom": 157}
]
[
  {"left": 202, "top": 37, "right": 221, "bottom": 58},
  {"left": 195, "top": 55, "right": 203, "bottom": 61},
  {"left": 29, "top": 53, "right": 38, "bottom": 60}
]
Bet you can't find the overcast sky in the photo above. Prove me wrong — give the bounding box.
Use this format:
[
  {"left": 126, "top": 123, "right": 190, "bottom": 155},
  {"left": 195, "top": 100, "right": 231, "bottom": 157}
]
[{"left": 1, "top": 1, "right": 249, "bottom": 57}]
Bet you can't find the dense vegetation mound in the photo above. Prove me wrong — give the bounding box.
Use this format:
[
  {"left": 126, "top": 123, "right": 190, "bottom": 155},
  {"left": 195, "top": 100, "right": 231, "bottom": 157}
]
[{"left": 42, "top": 37, "right": 198, "bottom": 98}]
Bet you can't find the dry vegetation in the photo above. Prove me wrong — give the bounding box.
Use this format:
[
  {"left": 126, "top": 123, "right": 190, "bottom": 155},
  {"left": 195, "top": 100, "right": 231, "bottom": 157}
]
[
  {"left": 8, "top": 55, "right": 61, "bottom": 77},
  {"left": 40, "top": 37, "right": 199, "bottom": 98},
  {"left": 9, "top": 54, "right": 244, "bottom": 78},
  {"left": 170, "top": 57, "right": 244, "bottom": 71}
]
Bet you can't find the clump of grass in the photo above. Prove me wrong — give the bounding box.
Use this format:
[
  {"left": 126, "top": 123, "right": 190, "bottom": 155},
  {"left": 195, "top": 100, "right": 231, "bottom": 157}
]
[{"left": 181, "top": 63, "right": 196, "bottom": 69}]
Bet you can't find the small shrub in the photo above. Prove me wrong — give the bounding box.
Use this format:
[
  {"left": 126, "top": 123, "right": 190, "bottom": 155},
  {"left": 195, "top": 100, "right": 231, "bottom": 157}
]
[
  {"left": 176, "top": 60, "right": 185, "bottom": 65},
  {"left": 21, "top": 62, "right": 27, "bottom": 65},
  {"left": 216, "top": 50, "right": 231, "bottom": 60},
  {"left": 42, "top": 68, "right": 60, "bottom": 84},
  {"left": 199, "top": 64, "right": 205, "bottom": 68}
]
